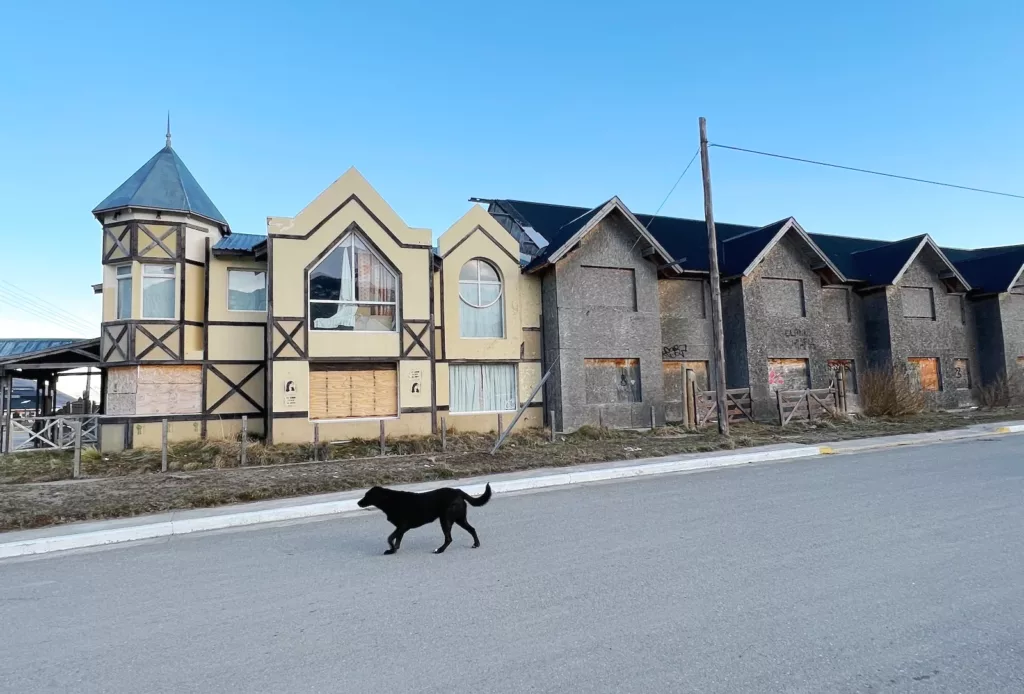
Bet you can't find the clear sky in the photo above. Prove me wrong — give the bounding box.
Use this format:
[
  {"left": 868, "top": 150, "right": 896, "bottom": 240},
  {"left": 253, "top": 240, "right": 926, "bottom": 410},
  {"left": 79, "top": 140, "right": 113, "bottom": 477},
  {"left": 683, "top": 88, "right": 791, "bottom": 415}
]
[{"left": 1, "top": 0, "right": 1022, "bottom": 348}]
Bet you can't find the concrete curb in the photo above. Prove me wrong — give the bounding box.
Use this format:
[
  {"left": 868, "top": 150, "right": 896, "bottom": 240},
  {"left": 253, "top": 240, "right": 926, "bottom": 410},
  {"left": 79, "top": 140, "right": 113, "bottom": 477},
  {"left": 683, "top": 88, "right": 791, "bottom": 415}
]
[
  {"left": 0, "top": 445, "right": 822, "bottom": 560},
  {"left": 3, "top": 420, "right": 1022, "bottom": 560}
]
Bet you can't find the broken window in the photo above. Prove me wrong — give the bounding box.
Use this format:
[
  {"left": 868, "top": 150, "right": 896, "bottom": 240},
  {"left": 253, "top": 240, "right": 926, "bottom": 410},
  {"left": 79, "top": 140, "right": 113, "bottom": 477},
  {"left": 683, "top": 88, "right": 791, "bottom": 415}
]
[
  {"left": 951, "top": 359, "right": 971, "bottom": 390},
  {"left": 768, "top": 358, "right": 810, "bottom": 393},
  {"left": 584, "top": 358, "right": 641, "bottom": 404},
  {"left": 902, "top": 287, "right": 935, "bottom": 319},
  {"left": 763, "top": 278, "right": 806, "bottom": 318},
  {"left": 907, "top": 357, "right": 941, "bottom": 392},
  {"left": 827, "top": 359, "right": 857, "bottom": 394}
]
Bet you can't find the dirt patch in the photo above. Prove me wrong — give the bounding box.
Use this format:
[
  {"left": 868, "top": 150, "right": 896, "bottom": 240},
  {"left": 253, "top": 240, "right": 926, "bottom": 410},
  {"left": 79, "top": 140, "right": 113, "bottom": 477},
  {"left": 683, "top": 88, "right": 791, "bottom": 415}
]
[{"left": 2, "top": 409, "right": 1022, "bottom": 533}]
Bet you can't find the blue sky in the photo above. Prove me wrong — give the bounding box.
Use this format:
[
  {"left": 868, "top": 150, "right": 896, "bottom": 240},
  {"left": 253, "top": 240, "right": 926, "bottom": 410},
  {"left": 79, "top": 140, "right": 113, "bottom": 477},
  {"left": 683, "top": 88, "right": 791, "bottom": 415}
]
[{"left": 1, "top": 0, "right": 1022, "bottom": 343}]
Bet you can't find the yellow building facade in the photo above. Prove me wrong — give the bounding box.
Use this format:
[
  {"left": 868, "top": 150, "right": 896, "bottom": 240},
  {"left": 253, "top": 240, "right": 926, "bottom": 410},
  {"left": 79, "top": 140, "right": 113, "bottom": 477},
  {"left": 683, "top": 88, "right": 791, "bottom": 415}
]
[{"left": 93, "top": 138, "right": 543, "bottom": 450}]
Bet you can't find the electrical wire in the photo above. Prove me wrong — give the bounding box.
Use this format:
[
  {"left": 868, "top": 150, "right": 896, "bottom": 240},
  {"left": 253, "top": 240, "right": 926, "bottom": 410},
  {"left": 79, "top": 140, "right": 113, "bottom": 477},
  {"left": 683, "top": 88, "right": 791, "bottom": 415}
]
[{"left": 710, "top": 143, "right": 1024, "bottom": 200}]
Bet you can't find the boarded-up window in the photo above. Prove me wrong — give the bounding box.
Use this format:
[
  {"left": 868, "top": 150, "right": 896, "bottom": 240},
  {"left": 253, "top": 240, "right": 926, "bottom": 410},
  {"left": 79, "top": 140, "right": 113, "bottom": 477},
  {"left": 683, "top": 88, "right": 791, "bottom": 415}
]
[
  {"left": 951, "top": 358, "right": 971, "bottom": 389},
  {"left": 581, "top": 266, "right": 636, "bottom": 310},
  {"left": 660, "top": 279, "right": 705, "bottom": 319},
  {"left": 763, "top": 279, "right": 805, "bottom": 317},
  {"left": 948, "top": 294, "right": 965, "bottom": 324},
  {"left": 768, "top": 358, "right": 810, "bottom": 393},
  {"left": 907, "top": 357, "right": 941, "bottom": 392},
  {"left": 584, "top": 358, "right": 641, "bottom": 404},
  {"left": 902, "top": 287, "right": 935, "bottom": 319},
  {"left": 823, "top": 287, "right": 851, "bottom": 323},
  {"left": 827, "top": 359, "right": 857, "bottom": 394},
  {"left": 662, "top": 360, "right": 709, "bottom": 401},
  {"left": 1017, "top": 356, "right": 1024, "bottom": 370},
  {"left": 106, "top": 365, "right": 201, "bottom": 415},
  {"left": 309, "top": 363, "right": 397, "bottom": 420}
]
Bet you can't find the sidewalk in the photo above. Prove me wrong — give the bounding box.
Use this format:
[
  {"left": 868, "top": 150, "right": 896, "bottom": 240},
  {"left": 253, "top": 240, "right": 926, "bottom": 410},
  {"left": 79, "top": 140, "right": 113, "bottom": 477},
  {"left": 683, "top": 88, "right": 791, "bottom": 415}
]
[{"left": 3, "top": 420, "right": 1023, "bottom": 560}]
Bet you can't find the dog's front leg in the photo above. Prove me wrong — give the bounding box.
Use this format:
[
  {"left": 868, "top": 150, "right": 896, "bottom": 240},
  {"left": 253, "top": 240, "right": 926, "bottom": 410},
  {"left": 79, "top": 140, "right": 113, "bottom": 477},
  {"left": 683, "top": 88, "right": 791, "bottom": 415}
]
[{"left": 384, "top": 528, "right": 405, "bottom": 555}]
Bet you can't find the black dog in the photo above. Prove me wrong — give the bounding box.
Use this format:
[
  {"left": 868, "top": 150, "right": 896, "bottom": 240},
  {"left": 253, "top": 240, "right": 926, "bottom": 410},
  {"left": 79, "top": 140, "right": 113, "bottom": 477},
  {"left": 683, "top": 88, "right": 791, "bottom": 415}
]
[{"left": 357, "top": 484, "right": 492, "bottom": 555}]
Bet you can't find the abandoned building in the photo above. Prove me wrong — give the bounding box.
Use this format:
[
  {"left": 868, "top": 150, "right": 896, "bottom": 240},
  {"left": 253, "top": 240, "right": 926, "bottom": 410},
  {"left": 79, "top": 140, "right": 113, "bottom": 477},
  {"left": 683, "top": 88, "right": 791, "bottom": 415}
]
[{"left": 4, "top": 132, "right": 1024, "bottom": 452}]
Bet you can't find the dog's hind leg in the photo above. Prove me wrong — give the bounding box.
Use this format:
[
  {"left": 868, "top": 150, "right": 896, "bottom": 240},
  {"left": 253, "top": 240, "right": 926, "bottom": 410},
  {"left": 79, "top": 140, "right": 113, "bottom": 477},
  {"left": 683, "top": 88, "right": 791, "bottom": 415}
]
[
  {"left": 434, "top": 517, "right": 454, "bottom": 554},
  {"left": 455, "top": 516, "right": 480, "bottom": 548}
]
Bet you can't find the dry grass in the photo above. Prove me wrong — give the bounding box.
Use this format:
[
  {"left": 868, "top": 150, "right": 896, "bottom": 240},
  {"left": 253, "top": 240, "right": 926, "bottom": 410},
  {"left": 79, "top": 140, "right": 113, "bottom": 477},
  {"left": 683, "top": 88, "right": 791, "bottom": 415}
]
[
  {"left": 975, "top": 371, "right": 1024, "bottom": 409},
  {"left": 860, "top": 368, "right": 926, "bottom": 417},
  {"left": 2, "top": 408, "right": 1023, "bottom": 533}
]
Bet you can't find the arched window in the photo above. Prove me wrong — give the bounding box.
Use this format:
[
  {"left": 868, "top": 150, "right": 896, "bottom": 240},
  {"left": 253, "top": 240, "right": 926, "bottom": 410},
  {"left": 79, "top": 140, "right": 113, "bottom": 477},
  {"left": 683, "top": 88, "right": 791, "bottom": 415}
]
[
  {"left": 309, "top": 231, "right": 398, "bottom": 332},
  {"left": 459, "top": 259, "right": 504, "bottom": 338}
]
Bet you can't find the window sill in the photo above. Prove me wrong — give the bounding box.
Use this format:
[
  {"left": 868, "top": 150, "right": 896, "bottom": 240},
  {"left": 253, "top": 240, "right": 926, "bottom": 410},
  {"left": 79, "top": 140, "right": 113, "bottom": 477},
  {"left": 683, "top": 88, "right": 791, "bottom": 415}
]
[{"left": 309, "top": 415, "right": 400, "bottom": 423}]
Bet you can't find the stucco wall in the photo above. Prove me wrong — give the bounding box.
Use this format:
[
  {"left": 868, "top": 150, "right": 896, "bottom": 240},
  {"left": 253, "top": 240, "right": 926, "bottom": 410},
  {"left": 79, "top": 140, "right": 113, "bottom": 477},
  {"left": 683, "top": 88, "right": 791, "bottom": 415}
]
[
  {"left": 887, "top": 255, "right": 977, "bottom": 407},
  {"left": 545, "top": 211, "right": 664, "bottom": 431},
  {"left": 739, "top": 234, "right": 857, "bottom": 419}
]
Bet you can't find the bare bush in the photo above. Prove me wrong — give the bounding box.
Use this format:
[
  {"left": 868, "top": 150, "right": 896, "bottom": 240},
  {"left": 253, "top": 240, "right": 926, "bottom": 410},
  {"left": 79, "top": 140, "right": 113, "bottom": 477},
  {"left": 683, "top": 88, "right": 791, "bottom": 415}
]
[
  {"left": 860, "top": 368, "right": 926, "bottom": 417},
  {"left": 975, "top": 370, "right": 1024, "bottom": 408}
]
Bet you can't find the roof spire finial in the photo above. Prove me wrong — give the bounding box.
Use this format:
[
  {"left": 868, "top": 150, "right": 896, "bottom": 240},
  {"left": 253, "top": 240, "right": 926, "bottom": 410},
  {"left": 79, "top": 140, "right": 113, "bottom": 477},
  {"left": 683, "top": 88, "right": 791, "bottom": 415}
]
[{"left": 165, "top": 111, "right": 172, "bottom": 148}]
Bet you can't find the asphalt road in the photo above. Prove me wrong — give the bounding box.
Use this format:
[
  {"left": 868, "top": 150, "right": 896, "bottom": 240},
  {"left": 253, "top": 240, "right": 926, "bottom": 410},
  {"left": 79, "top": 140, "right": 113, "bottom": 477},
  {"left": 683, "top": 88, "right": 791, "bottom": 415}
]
[{"left": 2, "top": 436, "right": 1023, "bottom": 693}]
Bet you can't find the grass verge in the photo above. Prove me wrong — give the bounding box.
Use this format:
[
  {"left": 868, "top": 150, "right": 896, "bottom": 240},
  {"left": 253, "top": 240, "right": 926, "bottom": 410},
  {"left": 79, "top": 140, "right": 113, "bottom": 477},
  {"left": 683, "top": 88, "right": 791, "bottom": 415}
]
[{"left": 2, "top": 408, "right": 1022, "bottom": 533}]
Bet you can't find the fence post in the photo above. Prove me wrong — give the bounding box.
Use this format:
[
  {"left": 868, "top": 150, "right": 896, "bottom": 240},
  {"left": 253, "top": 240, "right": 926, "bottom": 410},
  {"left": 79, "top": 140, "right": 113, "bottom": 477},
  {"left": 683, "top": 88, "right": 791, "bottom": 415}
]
[
  {"left": 441, "top": 416, "right": 447, "bottom": 451},
  {"left": 837, "top": 367, "right": 847, "bottom": 412},
  {"left": 72, "top": 421, "right": 83, "bottom": 479},
  {"left": 598, "top": 408, "right": 604, "bottom": 430},
  {"left": 650, "top": 405, "right": 656, "bottom": 431},
  {"left": 240, "top": 415, "right": 248, "bottom": 467},
  {"left": 776, "top": 390, "right": 784, "bottom": 426},
  {"left": 379, "top": 419, "right": 386, "bottom": 456},
  {"left": 313, "top": 422, "right": 320, "bottom": 461},
  {"left": 160, "top": 418, "right": 168, "bottom": 472},
  {"left": 549, "top": 409, "right": 555, "bottom": 442},
  {"left": 497, "top": 413, "right": 503, "bottom": 440}
]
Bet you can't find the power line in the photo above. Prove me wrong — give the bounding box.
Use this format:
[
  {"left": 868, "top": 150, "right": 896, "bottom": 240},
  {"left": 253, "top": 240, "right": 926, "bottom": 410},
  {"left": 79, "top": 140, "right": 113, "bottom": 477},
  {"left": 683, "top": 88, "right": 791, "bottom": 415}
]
[
  {"left": 0, "top": 282, "right": 98, "bottom": 335},
  {"left": 647, "top": 149, "right": 701, "bottom": 227},
  {"left": 0, "top": 295, "right": 92, "bottom": 339},
  {"left": 710, "top": 143, "right": 1024, "bottom": 201}
]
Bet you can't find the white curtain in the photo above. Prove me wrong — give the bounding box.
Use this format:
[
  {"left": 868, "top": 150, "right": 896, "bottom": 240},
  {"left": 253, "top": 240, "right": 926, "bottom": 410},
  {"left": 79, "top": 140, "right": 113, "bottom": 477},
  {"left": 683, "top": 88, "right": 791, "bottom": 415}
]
[
  {"left": 459, "top": 300, "right": 503, "bottom": 338},
  {"left": 142, "top": 276, "right": 174, "bottom": 318},
  {"left": 116, "top": 277, "right": 132, "bottom": 319},
  {"left": 450, "top": 363, "right": 517, "bottom": 412}
]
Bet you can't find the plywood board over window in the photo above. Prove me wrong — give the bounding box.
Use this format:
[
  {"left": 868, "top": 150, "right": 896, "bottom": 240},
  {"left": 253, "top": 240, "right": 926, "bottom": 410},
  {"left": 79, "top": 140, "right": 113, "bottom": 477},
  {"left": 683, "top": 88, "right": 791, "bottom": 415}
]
[
  {"left": 584, "top": 358, "right": 641, "bottom": 404},
  {"left": 768, "top": 358, "right": 810, "bottom": 393},
  {"left": 907, "top": 357, "right": 941, "bottom": 392},
  {"left": 951, "top": 358, "right": 971, "bottom": 390},
  {"left": 663, "top": 361, "right": 710, "bottom": 401},
  {"left": 763, "top": 279, "right": 805, "bottom": 318},
  {"left": 902, "top": 287, "right": 935, "bottom": 319},
  {"left": 827, "top": 359, "right": 857, "bottom": 394},
  {"left": 309, "top": 363, "right": 397, "bottom": 420}
]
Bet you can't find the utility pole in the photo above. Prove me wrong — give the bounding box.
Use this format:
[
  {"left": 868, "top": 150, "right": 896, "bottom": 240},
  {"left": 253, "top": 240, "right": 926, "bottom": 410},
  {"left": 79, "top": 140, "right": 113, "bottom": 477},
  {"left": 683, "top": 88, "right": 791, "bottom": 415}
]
[{"left": 699, "top": 117, "right": 729, "bottom": 436}]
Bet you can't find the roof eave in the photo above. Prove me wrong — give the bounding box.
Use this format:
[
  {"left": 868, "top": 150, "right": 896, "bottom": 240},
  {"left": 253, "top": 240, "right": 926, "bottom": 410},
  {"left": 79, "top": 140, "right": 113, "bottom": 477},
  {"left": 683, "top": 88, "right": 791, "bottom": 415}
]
[{"left": 92, "top": 204, "right": 230, "bottom": 231}]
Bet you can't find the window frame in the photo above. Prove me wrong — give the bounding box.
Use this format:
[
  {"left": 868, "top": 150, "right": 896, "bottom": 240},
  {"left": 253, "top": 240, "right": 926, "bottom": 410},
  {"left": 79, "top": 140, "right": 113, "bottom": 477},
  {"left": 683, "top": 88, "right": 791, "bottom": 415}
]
[
  {"left": 448, "top": 362, "right": 518, "bottom": 414},
  {"left": 226, "top": 268, "right": 268, "bottom": 313},
  {"left": 115, "top": 263, "right": 132, "bottom": 320},
  {"left": 308, "top": 231, "right": 400, "bottom": 334},
  {"left": 458, "top": 258, "right": 505, "bottom": 339},
  {"left": 140, "top": 263, "right": 176, "bottom": 320}
]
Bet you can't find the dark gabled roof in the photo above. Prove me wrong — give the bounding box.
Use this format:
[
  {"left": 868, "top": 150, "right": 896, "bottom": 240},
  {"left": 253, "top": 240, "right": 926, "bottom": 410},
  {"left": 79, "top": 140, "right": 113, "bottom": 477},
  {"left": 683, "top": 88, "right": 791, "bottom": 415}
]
[
  {"left": 488, "top": 199, "right": 760, "bottom": 273},
  {"left": 0, "top": 338, "right": 79, "bottom": 360},
  {"left": 212, "top": 233, "right": 267, "bottom": 255},
  {"left": 93, "top": 145, "right": 228, "bottom": 226},
  {"left": 807, "top": 234, "right": 889, "bottom": 279},
  {"left": 943, "top": 244, "right": 1024, "bottom": 293},
  {"left": 719, "top": 219, "right": 791, "bottom": 276},
  {"left": 847, "top": 235, "right": 927, "bottom": 286}
]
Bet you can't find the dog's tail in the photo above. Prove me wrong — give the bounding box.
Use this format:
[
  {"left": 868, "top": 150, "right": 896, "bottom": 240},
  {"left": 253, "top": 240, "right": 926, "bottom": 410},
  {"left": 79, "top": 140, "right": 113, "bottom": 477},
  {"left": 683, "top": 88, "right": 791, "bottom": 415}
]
[{"left": 463, "top": 483, "right": 492, "bottom": 507}]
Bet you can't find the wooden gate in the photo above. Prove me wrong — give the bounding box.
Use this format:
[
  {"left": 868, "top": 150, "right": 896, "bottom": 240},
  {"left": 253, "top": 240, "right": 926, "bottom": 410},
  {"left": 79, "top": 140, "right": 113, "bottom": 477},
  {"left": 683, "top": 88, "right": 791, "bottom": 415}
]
[
  {"left": 694, "top": 388, "right": 754, "bottom": 427},
  {"left": 776, "top": 388, "right": 839, "bottom": 426}
]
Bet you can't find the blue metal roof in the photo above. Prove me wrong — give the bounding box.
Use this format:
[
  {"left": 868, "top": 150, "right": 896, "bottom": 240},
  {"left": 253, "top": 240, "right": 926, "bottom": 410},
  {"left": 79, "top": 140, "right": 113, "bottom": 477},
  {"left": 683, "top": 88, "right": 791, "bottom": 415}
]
[
  {"left": 0, "top": 339, "right": 79, "bottom": 360},
  {"left": 212, "top": 233, "right": 266, "bottom": 253},
  {"left": 93, "top": 145, "right": 228, "bottom": 225}
]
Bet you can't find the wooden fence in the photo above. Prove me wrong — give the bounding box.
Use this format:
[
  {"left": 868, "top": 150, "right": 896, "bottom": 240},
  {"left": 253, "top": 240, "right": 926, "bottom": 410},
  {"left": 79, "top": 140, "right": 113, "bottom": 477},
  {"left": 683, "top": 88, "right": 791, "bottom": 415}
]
[
  {"left": 775, "top": 388, "right": 840, "bottom": 426},
  {"left": 694, "top": 388, "right": 754, "bottom": 427}
]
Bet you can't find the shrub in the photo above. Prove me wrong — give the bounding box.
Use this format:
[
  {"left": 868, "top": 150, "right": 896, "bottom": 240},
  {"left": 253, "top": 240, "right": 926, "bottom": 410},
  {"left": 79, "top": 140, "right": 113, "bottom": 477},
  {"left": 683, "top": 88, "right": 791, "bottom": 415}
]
[
  {"left": 975, "top": 371, "right": 1024, "bottom": 409},
  {"left": 860, "top": 368, "right": 925, "bottom": 417}
]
